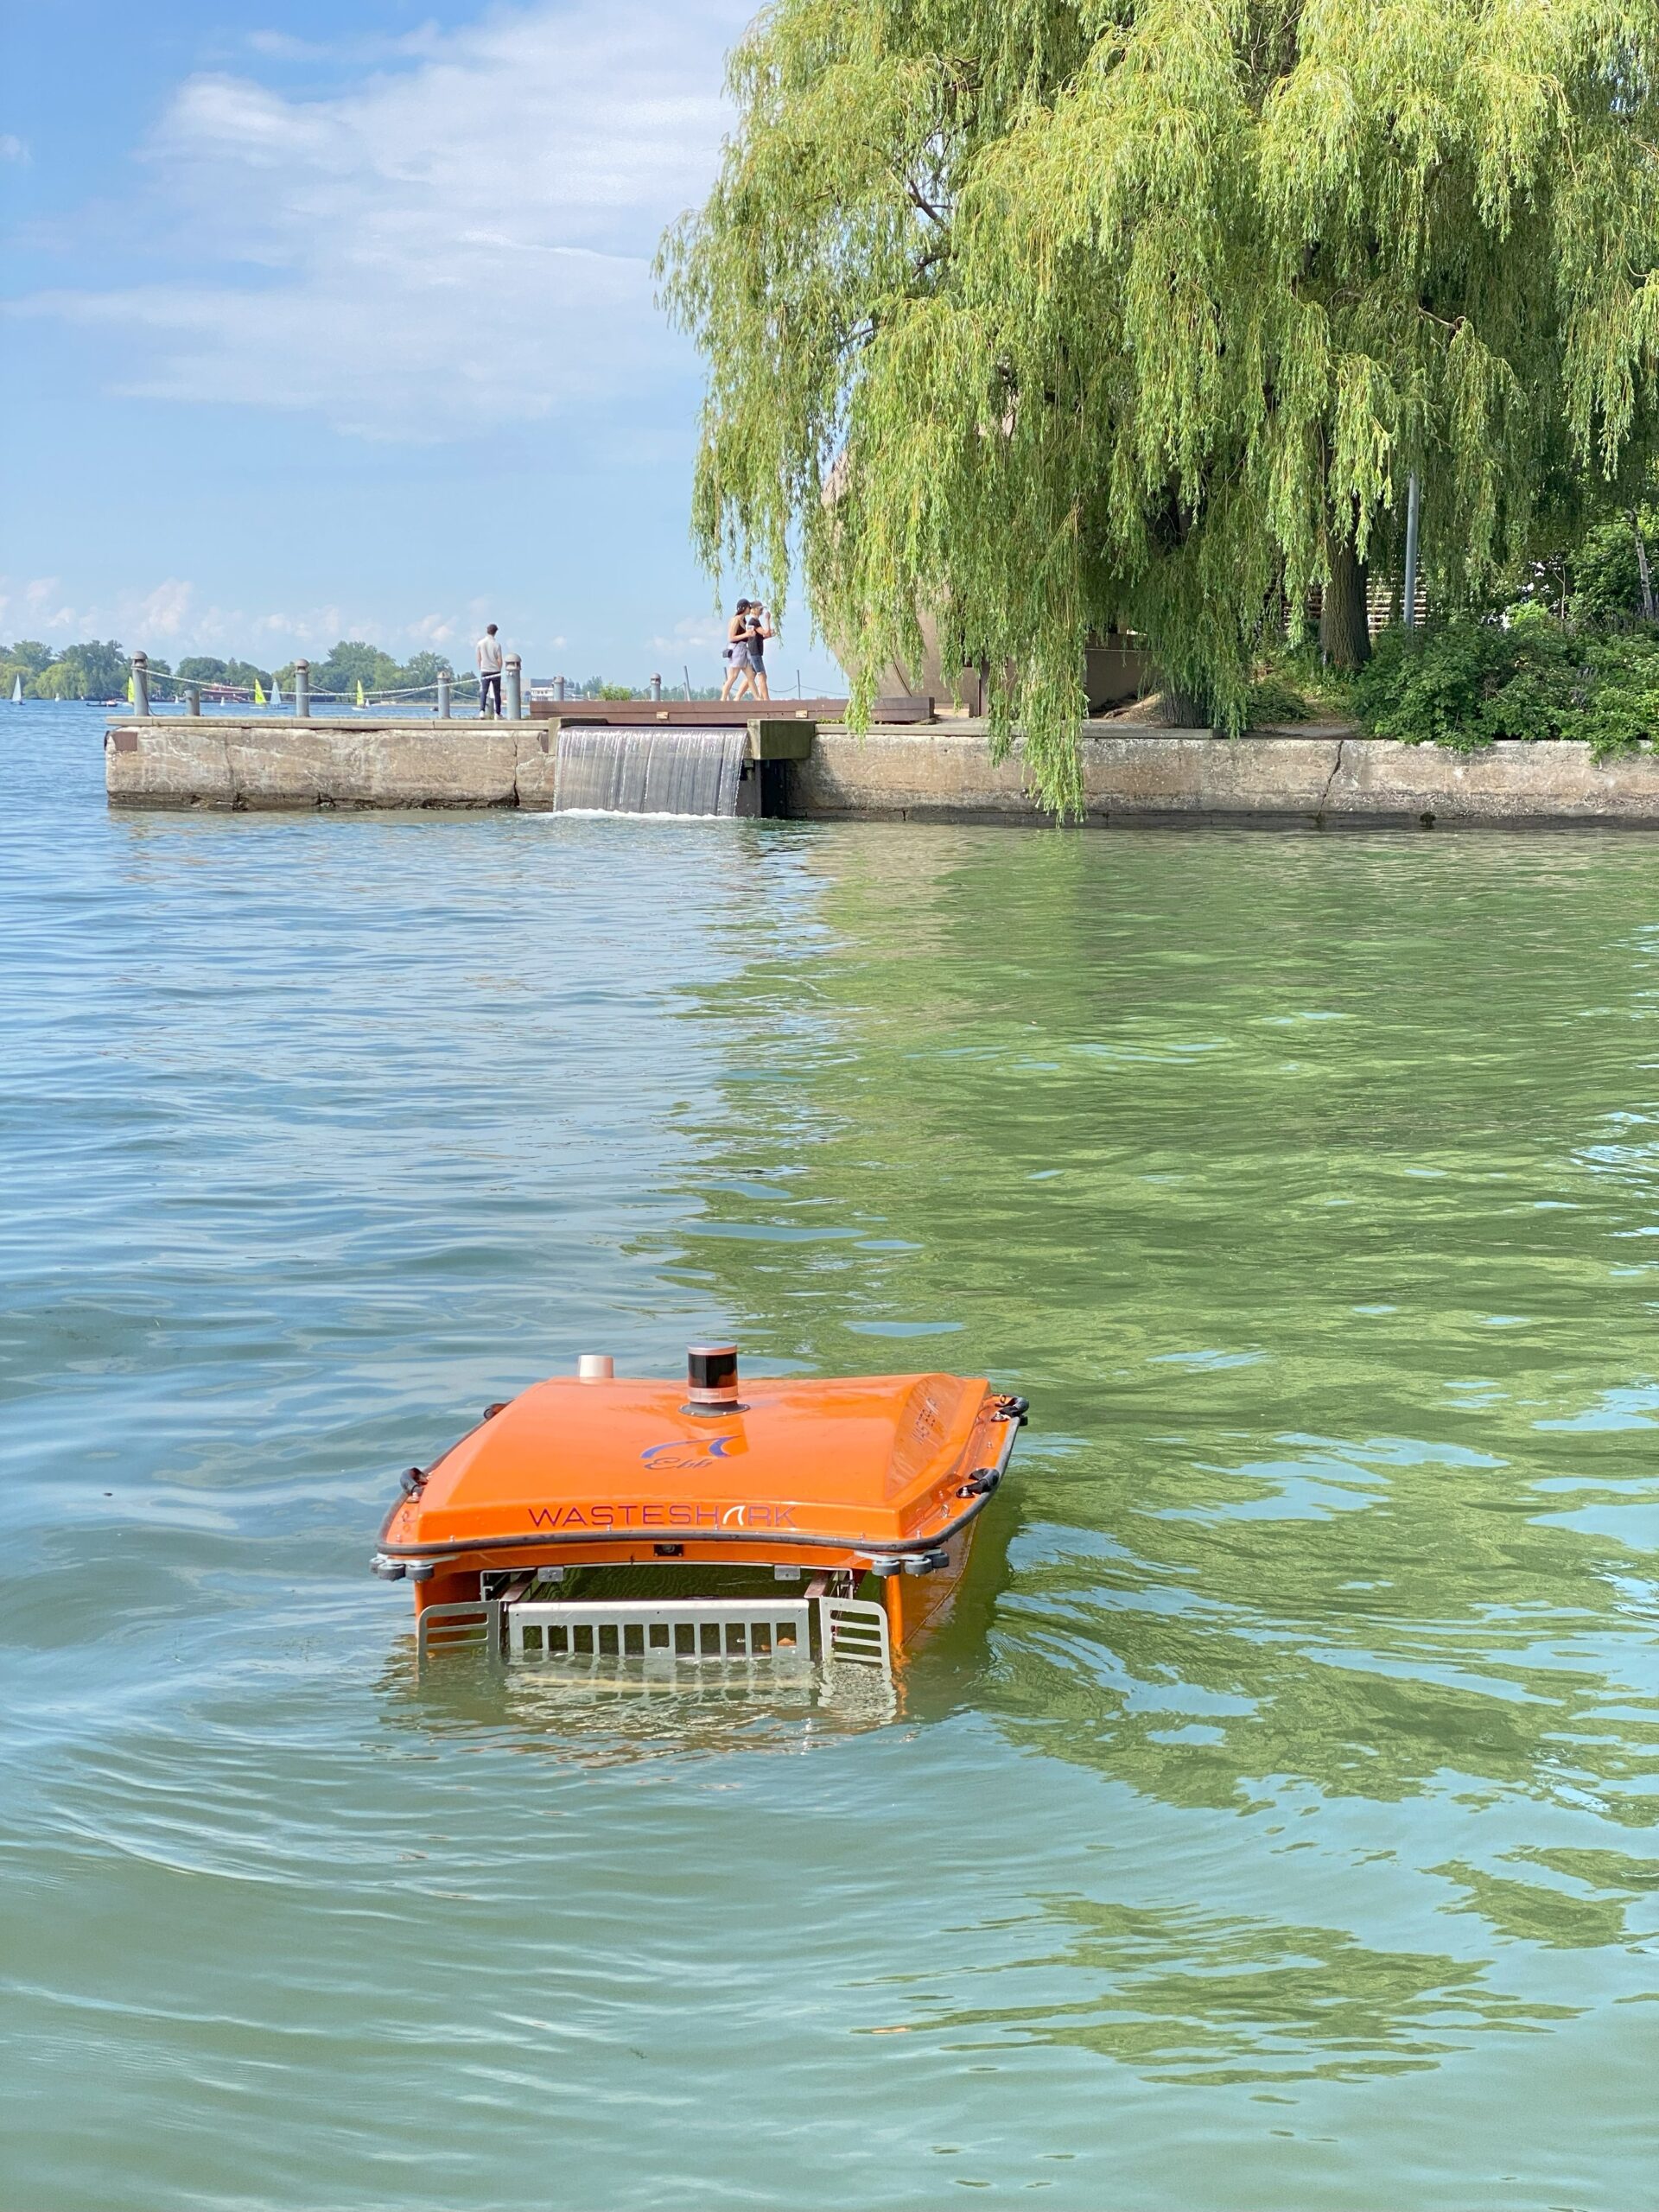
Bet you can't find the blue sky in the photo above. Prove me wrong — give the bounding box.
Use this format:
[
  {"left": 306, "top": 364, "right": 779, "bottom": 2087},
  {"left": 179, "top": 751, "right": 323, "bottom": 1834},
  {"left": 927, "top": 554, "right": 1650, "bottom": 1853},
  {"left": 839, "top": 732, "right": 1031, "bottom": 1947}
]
[{"left": 0, "top": 0, "right": 844, "bottom": 690}]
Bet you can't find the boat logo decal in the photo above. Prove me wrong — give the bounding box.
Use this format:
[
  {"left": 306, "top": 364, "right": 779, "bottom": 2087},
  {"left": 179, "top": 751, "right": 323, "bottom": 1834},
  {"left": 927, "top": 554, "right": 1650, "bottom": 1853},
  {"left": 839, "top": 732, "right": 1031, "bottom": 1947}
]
[
  {"left": 524, "top": 1498, "right": 795, "bottom": 1531},
  {"left": 639, "top": 1437, "right": 738, "bottom": 1471}
]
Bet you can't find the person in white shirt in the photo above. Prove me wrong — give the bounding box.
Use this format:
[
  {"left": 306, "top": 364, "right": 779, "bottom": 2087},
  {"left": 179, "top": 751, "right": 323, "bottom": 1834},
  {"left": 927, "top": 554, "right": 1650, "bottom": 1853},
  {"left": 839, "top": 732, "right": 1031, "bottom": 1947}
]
[{"left": 476, "top": 625, "right": 505, "bottom": 716}]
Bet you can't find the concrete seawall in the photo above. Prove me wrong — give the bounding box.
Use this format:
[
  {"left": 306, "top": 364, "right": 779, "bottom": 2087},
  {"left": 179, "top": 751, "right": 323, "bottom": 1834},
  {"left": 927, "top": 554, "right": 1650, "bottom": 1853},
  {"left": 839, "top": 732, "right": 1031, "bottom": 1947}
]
[
  {"left": 104, "top": 716, "right": 1659, "bottom": 825},
  {"left": 105, "top": 717, "right": 563, "bottom": 811},
  {"left": 798, "top": 727, "right": 1659, "bottom": 824}
]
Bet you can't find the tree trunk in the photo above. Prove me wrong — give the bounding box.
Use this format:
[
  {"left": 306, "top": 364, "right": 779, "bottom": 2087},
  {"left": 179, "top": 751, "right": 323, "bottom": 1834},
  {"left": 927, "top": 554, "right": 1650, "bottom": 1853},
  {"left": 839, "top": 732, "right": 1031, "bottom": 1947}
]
[
  {"left": 1156, "top": 682, "right": 1211, "bottom": 728},
  {"left": 1320, "top": 538, "right": 1371, "bottom": 668}
]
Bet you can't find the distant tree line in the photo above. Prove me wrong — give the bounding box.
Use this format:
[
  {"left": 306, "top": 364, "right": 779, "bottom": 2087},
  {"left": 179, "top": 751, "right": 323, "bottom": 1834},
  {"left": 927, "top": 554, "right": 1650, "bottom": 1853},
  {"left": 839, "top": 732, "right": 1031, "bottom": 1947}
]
[
  {"left": 562, "top": 678, "right": 733, "bottom": 701},
  {"left": 1, "top": 639, "right": 141, "bottom": 699},
  {"left": 0, "top": 639, "right": 748, "bottom": 704},
  {"left": 0, "top": 638, "right": 461, "bottom": 702},
  {"left": 269, "top": 642, "right": 454, "bottom": 699}
]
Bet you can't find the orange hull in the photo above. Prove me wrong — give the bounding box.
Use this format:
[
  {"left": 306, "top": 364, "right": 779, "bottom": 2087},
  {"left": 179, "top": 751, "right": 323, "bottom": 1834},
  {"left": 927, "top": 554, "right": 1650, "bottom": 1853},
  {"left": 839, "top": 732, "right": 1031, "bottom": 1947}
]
[{"left": 374, "top": 1355, "right": 1026, "bottom": 1664}]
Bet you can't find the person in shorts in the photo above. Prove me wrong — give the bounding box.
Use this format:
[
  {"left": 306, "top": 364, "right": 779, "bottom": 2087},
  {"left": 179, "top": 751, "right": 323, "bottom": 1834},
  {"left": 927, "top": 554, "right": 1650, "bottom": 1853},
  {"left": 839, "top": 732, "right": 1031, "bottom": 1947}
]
[
  {"left": 721, "top": 601, "right": 753, "bottom": 701},
  {"left": 742, "top": 603, "right": 774, "bottom": 700}
]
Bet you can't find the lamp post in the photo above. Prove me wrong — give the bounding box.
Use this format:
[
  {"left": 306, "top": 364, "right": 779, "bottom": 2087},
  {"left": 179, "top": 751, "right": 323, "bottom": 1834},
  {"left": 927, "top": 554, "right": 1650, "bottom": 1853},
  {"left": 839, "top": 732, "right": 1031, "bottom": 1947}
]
[{"left": 1403, "top": 473, "right": 1421, "bottom": 632}]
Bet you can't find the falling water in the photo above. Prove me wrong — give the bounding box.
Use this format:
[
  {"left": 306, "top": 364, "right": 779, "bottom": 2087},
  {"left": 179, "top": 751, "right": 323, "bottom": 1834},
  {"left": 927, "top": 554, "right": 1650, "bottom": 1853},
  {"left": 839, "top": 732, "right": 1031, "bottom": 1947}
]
[{"left": 552, "top": 728, "right": 749, "bottom": 817}]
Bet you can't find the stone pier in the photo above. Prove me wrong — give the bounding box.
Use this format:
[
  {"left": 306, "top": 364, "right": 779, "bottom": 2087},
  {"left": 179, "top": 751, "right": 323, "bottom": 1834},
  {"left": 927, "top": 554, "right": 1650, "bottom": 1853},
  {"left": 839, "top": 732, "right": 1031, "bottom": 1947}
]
[{"left": 102, "top": 715, "right": 1659, "bottom": 825}]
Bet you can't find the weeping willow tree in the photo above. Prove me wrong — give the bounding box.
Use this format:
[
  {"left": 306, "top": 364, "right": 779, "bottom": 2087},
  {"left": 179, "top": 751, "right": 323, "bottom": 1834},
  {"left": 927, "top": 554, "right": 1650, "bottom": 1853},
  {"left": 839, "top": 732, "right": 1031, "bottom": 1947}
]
[{"left": 659, "top": 0, "right": 1659, "bottom": 811}]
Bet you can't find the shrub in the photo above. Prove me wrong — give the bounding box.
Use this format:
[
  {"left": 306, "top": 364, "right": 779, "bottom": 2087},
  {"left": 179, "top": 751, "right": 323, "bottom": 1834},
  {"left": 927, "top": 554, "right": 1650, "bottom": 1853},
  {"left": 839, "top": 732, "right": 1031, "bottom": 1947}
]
[
  {"left": 1245, "top": 673, "right": 1313, "bottom": 724},
  {"left": 1352, "top": 610, "right": 1659, "bottom": 759}
]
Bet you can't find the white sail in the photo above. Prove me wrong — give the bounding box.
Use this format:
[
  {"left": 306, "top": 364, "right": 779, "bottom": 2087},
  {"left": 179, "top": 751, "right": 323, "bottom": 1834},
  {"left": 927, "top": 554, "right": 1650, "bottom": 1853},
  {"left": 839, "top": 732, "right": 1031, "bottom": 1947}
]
[{"left": 10, "top": 675, "right": 21, "bottom": 703}]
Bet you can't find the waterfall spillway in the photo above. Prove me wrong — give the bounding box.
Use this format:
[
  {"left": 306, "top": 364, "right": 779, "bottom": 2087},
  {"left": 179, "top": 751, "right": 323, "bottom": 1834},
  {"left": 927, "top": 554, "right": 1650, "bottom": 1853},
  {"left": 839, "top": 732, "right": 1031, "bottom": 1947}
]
[{"left": 552, "top": 728, "right": 748, "bottom": 817}]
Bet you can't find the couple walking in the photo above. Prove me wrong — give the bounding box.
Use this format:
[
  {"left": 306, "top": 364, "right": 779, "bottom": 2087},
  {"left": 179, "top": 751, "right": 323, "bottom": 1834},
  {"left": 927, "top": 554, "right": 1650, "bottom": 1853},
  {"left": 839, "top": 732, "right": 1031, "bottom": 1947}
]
[{"left": 721, "top": 600, "right": 772, "bottom": 701}]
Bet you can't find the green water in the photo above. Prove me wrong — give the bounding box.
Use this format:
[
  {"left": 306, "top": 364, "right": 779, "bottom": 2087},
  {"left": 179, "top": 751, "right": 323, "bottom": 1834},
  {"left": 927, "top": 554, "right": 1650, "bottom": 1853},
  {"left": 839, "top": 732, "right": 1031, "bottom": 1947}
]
[{"left": 3, "top": 707, "right": 1656, "bottom": 2209}]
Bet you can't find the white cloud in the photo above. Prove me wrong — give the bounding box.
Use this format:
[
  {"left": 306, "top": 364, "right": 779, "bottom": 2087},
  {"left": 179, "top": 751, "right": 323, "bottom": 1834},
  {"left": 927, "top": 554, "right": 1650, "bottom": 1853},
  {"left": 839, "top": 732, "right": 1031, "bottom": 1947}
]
[
  {"left": 0, "top": 135, "right": 29, "bottom": 164},
  {"left": 649, "top": 610, "right": 731, "bottom": 654},
  {"left": 11, "top": 0, "right": 748, "bottom": 440},
  {"left": 0, "top": 575, "right": 505, "bottom": 658},
  {"left": 243, "top": 26, "right": 442, "bottom": 62}
]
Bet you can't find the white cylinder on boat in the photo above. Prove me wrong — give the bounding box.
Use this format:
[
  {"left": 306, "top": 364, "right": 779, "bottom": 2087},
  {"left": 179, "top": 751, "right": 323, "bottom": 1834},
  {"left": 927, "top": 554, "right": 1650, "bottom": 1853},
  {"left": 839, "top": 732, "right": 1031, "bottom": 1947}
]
[{"left": 577, "top": 1353, "right": 614, "bottom": 1381}]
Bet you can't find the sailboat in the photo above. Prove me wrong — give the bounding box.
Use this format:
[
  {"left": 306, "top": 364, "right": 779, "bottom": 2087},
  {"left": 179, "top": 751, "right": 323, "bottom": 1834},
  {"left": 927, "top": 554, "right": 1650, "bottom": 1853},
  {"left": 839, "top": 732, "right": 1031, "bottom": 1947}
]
[
  {"left": 10, "top": 675, "right": 21, "bottom": 704},
  {"left": 355, "top": 678, "right": 366, "bottom": 709},
  {"left": 252, "top": 676, "right": 267, "bottom": 706},
  {"left": 271, "top": 678, "right": 283, "bottom": 706}
]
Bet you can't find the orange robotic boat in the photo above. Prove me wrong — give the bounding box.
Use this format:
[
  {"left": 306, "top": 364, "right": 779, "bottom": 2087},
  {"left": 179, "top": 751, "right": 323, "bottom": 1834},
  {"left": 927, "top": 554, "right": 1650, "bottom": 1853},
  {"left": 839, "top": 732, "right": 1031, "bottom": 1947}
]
[{"left": 373, "top": 1345, "right": 1027, "bottom": 1682}]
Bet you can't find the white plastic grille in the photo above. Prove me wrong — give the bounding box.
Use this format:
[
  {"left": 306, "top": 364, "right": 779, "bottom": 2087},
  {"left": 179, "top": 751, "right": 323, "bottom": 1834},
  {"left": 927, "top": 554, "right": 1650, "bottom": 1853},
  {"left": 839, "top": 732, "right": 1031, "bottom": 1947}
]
[
  {"left": 415, "top": 1599, "right": 502, "bottom": 1664},
  {"left": 818, "top": 1596, "right": 892, "bottom": 1670},
  {"left": 507, "top": 1597, "right": 814, "bottom": 1667}
]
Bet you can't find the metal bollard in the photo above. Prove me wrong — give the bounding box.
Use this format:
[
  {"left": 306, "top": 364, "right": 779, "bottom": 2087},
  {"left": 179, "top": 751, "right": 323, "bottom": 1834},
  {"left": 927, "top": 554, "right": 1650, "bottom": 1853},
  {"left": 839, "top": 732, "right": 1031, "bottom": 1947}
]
[
  {"left": 295, "top": 659, "right": 310, "bottom": 717},
  {"left": 650, "top": 672, "right": 663, "bottom": 702},
  {"left": 437, "top": 671, "right": 451, "bottom": 719},
  {"left": 504, "top": 654, "right": 522, "bottom": 721},
  {"left": 186, "top": 682, "right": 200, "bottom": 716},
  {"left": 555, "top": 675, "right": 567, "bottom": 702},
  {"left": 131, "top": 652, "right": 150, "bottom": 717}
]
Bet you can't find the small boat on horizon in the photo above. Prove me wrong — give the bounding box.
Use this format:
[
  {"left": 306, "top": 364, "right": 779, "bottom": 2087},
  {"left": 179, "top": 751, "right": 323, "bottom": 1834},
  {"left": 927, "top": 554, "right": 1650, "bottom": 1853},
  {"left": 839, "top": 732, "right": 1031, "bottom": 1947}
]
[
  {"left": 10, "top": 675, "right": 21, "bottom": 703},
  {"left": 374, "top": 1344, "right": 1027, "bottom": 1686}
]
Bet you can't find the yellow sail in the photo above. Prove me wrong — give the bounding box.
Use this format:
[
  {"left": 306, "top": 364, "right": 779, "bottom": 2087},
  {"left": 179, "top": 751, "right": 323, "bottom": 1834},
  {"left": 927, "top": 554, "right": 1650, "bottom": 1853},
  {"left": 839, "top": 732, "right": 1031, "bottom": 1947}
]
[
  {"left": 252, "top": 677, "right": 266, "bottom": 705},
  {"left": 126, "top": 673, "right": 135, "bottom": 703},
  {"left": 356, "top": 679, "right": 365, "bottom": 707}
]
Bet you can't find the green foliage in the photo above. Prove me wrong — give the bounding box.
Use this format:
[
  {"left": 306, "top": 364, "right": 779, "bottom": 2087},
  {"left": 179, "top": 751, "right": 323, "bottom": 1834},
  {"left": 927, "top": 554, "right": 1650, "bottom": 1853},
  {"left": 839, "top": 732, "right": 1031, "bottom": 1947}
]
[
  {"left": 18, "top": 639, "right": 146, "bottom": 698},
  {"left": 596, "top": 683, "right": 636, "bottom": 700},
  {"left": 401, "top": 651, "right": 455, "bottom": 688},
  {"left": 176, "top": 656, "right": 275, "bottom": 691},
  {"left": 271, "top": 641, "right": 454, "bottom": 699},
  {"left": 32, "top": 662, "right": 92, "bottom": 699},
  {"left": 662, "top": 0, "right": 1659, "bottom": 812},
  {"left": 1354, "top": 610, "right": 1659, "bottom": 757},
  {"left": 313, "top": 641, "right": 403, "bottom": 699},
  {"left": 1567, "top": 510, "right": 1659, "bottom": 626},
  {"left": 1245, "top": 674, "right": 1314, "bottom": 726}
]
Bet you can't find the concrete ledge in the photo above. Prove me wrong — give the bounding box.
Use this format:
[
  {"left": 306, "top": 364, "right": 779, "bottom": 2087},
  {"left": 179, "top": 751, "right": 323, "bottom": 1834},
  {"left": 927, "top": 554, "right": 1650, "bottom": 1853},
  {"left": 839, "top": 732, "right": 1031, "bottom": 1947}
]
[
  {"left": 103, "top": 717, "right": 1659, "bottom": 823},
  {"left": 795, "top": 727, "right": 1659, "bottom": 825},
  {"left": 105, "top": 720, "right": 556, "bottom": 810}
]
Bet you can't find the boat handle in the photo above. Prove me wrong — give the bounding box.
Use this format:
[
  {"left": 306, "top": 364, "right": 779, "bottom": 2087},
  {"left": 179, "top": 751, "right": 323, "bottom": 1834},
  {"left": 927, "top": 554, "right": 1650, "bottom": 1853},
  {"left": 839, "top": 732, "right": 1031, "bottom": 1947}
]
[{"left": 957, "top": 1467, "right": 1000, "bottom": 1498}]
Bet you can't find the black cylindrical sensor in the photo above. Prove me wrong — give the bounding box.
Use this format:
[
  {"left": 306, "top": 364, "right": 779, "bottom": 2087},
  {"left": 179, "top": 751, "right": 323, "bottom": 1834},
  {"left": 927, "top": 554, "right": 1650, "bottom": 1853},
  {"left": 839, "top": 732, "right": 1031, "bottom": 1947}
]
[{"left": 686, "top": 1344, "right": 740, "bottom": 1406}]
